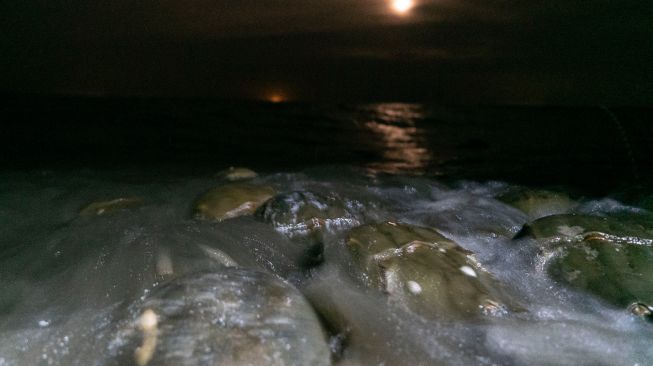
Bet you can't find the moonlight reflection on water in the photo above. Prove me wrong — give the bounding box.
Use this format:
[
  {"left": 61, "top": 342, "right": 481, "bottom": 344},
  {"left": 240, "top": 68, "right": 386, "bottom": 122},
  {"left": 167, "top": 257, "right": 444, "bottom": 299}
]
[
  {"left": 361, "top": 104, "right": 432, "bottom": 174},
  {"left": 1, "top": 100, "right": 653, "bottom": 364}
]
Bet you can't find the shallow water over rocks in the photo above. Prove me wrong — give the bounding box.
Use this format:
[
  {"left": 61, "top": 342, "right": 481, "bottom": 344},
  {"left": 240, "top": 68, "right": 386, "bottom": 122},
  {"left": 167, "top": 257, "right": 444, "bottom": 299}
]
[{"left": 1, "top": 167, "right": 653, "bottom": 365}]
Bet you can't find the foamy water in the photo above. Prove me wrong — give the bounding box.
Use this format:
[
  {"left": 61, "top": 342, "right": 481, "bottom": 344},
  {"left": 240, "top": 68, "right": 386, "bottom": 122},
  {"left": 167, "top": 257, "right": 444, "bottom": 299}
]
[{"left": 0, "top": 167, "right": 651, "bottom": 365}]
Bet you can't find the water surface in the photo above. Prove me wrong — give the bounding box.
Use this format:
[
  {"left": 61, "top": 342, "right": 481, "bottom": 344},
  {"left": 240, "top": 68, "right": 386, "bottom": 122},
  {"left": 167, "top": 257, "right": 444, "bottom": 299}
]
[{"left": 1, "top": 99, "right": 652, "bottom": 365}]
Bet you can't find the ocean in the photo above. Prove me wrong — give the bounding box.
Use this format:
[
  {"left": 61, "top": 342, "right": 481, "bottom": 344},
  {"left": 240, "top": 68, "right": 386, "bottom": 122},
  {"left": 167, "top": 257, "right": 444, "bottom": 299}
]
[{"left": 1, "top": 97, "right": 652, "bottom": 365}]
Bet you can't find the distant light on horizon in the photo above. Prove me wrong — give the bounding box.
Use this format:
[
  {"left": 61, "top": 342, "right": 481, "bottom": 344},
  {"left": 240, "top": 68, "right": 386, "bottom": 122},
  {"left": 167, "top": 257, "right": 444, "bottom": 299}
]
[
  {"left": 391, "top": 0, "right": 414, "bottom": 14},
  {"left": 267, "top": 93, "right": 286, "bottom": 103}
]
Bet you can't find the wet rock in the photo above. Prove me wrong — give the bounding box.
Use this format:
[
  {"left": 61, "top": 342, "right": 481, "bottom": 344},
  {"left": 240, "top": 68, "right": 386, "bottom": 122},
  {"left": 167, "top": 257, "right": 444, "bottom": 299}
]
[
  {"left": 194, "top": 183, "right": 275, "bottom": 221},
  {"left": 79, "top": 197, "right": 143, "bottom": 216},
  {"left": 346, "top": 222, "right": 510, "bottom": 320},
  {"left": 215, "top": 166, "right": 258, "bottom": 181},
  {"left": 117, "top": 269, "right": 331, "bottom": 366},
  {"left": 498, "top": 189, "right": 576, "bottom": 219}
]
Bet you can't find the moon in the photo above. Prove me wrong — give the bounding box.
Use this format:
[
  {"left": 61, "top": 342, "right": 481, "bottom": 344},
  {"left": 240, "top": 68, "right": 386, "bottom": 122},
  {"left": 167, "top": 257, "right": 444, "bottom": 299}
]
[{"left": 392, "top": 0, "right": 414, "bottom": 14}]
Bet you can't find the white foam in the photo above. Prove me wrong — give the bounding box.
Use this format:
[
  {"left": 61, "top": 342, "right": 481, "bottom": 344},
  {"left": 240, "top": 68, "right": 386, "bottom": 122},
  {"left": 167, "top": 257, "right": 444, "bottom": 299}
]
[{"left": 1, "top": 169, "right": 652, "bottom": 365}]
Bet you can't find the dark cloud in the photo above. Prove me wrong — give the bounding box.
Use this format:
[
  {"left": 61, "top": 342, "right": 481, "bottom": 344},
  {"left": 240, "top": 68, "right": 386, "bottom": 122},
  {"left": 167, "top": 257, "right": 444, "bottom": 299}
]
[{"left": 1, "top": 0, "right": 651, "bottom": 104}]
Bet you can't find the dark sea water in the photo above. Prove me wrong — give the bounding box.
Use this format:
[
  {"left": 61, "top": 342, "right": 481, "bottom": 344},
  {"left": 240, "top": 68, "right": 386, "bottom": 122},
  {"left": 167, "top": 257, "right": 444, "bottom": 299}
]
[
  {"left": 2, "top": 97, "right": 652, "bottom": 194},
  {"left": 1, "top": 97, "right": 653, "bottom": 365}
]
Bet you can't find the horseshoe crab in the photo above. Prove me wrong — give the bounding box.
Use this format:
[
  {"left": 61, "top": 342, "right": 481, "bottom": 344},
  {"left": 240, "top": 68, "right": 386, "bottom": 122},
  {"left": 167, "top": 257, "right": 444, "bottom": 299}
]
[
  {"left": 194, "top": 184, "right": 275, "bottom": 221},
  {"left": 346, "top": 222, "right": 512, "bottom": 320}
]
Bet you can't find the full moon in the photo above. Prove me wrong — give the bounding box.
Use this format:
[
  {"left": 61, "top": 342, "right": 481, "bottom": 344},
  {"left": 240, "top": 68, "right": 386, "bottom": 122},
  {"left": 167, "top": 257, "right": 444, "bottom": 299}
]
[{"left": 392, "top": 0, "right": 414, "bottom": 14}]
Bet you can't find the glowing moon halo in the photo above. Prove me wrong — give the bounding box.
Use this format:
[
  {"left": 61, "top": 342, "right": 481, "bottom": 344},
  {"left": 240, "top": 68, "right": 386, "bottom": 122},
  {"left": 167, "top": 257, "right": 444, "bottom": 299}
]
[{"left": 392, "top": 0, "right": 414, "bottom": 14}]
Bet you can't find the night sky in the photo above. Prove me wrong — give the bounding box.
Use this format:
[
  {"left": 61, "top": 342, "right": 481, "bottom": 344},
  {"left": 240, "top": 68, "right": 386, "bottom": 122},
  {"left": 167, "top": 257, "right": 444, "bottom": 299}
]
[{"left": 2, "top": 1, "right": 652, "bottom": 105}]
